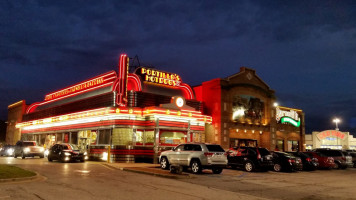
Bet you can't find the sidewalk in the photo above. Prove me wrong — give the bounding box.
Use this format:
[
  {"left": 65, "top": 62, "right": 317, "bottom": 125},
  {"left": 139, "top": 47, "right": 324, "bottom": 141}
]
[{"left": 104, "top": 162, "right": 193, "bottom": 179}]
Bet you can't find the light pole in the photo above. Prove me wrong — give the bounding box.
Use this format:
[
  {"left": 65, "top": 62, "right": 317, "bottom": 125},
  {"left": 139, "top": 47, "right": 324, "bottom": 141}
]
[{"left": 333, "top": 118, "right": 340, "bottom": 131}]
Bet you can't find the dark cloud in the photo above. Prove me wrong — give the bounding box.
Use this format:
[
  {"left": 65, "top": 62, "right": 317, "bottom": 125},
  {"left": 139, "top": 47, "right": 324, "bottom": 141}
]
[{"left": 0, "top": 0, "right": 355, "bottom": 135}]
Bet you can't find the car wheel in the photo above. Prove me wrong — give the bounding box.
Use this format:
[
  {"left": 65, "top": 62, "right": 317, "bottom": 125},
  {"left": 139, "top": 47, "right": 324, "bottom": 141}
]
[
  {"left": 244, "top": 161, "right": 255, "bottom": 172},
  {"left": 212, "top": 168, "right": 223, "bottom": 174},
  {"left": 333, "top": 162, "right": 340, "bottom": 169},
  {"left": 80, "top": 158, "right": 85, "bottom": 162},
  {"left": 48, "top": 156, "right": 53, "bottom": 162},
  {"left": 160, "top": 157, "right": 170, "bottom": 170},
  {"left": 14, "top": 153, "right": 17, "bottom": 158},
  {"left": 21, "top": 152, "right": 25, "bottom": 159},
  {"left": 273, "top": 163, "right": 282, "bottom": 172},
  {"left": 190, "top": 160, "right": 202, "bottom": 174},
  {"left": 40, "top": 155, "right": 44, "bottom": 158}
]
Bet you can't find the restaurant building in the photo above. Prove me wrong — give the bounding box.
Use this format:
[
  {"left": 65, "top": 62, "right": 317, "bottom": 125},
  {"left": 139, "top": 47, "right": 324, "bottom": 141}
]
[
  {"left": 194, "top": 67, "right": 305, "bottom": 151},
  {"left": 11, "top": 54, "right": 212, "bottom": 162},
  {"left": 305, "top": 130, "right": 356, "bottom": 150}
]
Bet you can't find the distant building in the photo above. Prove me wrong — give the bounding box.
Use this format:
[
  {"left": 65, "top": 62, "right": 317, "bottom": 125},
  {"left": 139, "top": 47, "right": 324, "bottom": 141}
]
[
  {"left": 6, "top": 100, "right": 26, "bottom": 145},
  {"left": 305, "top": 130, "right": 356, "bottom": 150},
  {"left": 194, "top": 67, "right": 305, "bottom": 151}
]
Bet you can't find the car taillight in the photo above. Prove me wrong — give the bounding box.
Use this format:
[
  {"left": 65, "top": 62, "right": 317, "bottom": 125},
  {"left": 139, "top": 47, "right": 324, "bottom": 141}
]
[
  {"left": 306, "top": 158, "right": 311, "bottom": 162},
  {"left": 204, "top": 152, "right": 214, "bottom": 157},
  {"left": 288, "top": 159, "right": 295, "bottom": 163},
  {"left": 257, "top": 153, "right": 261, "bottom": 160},
  {"left": 342, "top": 157, "right": 346, "bottom": 161}
]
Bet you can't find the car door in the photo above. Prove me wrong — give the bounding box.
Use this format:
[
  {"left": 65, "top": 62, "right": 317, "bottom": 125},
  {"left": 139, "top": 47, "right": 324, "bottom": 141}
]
[
  {"left": 179, "top": 144, "right": 194, "bottom": 165},
  {"left": 168, "top": 144, "right": 184, "bottom": 165},
  {"left": 51, "top": 144, "right": 60, "bottom": 160}
]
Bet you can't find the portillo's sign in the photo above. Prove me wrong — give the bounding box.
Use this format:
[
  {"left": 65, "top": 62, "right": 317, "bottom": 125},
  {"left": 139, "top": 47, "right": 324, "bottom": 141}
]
[
  {"left": 136, "top": 67, "right": 181, "bottom": 87},
  {"left": 276, "top": 107, "right": 301, "bottom": 127}
]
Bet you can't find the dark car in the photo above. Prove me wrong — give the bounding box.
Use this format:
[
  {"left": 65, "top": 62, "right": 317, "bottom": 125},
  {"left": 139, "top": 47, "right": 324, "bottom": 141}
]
[
  {"left": 271, "top": 151, "right": 303, "bottom": 172},
  {"left": 0, "top": 145, "right": 15, "bottom": 157},
  {"left": 13, "top": 141, "right": 45, "bottom": 159},
  {"left": 314, "top": 149, "right": 352, "bottom": 169},
  {"left": 303, "top": 151, "right": 335, "bottom": 169},
  {"left": 227, "top": 147, "right": 273, "bottom": 172},
  {"left": 48, "top": 143, "right": 87, "bottom": 162},
  {"left": 287, "top": 151, "right": 319, "bottom": 171}
]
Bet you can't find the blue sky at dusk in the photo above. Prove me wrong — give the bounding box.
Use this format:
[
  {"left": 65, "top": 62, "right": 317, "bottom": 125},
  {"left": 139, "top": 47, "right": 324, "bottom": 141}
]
[{"left": 0, "top": 0, "right": 355, "bottom": 134}]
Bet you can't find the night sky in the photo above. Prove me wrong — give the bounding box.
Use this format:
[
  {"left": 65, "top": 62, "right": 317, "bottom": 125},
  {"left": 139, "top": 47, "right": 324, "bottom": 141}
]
[{"left": 1, "top": 1, "right": 355, "bottom": 135}]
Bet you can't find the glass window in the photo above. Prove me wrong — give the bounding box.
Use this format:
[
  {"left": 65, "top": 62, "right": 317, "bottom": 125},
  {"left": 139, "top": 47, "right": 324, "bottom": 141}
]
[
  {"left": 287, "top": 140, "right": 299, "bottom": 151},
  {"left": 90, "top": 131, "right": 97, "bottom": 145},
  {"left": 276, "top": 140, "right": 284, "bottom": 151},
  {"left": 98, "top": 129, "right": 111, "bottom": 145},
  {"left": 145, "top": 130, "right": 154, "bottom": 145},
  {"left": 71, "top": 132, "right": 78, "bottom": 145},
  {"left": 56, "top": 133, "right": 63, "bottom": 143},
  {"left": 135, "top": 130, "right": 144, "bottom": 145},
  {"left": 64, "top": 133, "right": 70, "bottom": 143},
  {"left": 160, "top": 131, "right": 186, "bottom": 146},
  {"left": 112, "top": 128, "right": 133, "bottom": 145}
]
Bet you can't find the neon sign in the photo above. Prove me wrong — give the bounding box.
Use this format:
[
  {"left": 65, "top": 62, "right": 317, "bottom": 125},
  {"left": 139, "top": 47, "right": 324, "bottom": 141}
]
[
  {"left": 137, "top": 67, "right": 181, "bottom": 87},
  {"left": 317, "top": 130, "right": 346, "bottom": 140},
  {"left": 44, "top": 71, "right": 117, "bottom": 101},
  {"left": 276, "top": 107, "right": 301, "bottom": 127}
]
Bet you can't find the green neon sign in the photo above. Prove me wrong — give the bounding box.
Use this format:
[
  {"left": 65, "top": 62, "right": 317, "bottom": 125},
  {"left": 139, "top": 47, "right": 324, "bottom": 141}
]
[{"left": 281, "top": 117, "right": 300, "bottom": 127}]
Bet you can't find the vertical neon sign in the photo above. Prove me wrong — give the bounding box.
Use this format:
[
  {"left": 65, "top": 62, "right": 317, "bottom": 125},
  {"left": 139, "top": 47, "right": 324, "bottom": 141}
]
[{"left": 117, "top": 54, "right": 129, "bottom": 107}]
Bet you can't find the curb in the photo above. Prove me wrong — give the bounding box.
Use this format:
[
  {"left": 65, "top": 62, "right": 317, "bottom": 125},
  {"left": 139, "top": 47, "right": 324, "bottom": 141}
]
[{"left": 0, "top": 172, "right": 40, "bottom": 183}]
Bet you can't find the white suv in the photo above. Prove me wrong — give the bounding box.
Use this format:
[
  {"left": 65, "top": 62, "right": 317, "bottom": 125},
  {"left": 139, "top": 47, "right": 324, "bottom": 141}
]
[{"left": 159, "top": 143, "right": 228, "bottom": 174}]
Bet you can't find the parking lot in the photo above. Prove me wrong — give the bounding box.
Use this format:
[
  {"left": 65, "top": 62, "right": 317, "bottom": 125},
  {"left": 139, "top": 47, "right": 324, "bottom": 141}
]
[{"left": 1, "top": 156, "right": 356, "bottom": 200}]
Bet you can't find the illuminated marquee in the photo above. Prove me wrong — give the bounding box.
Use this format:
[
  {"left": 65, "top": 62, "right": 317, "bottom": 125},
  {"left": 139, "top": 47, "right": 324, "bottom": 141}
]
[
  {"left": 276, "top": 107, "right": 301, "bottom": 127},
  {"left": 44, "top": 71, "right": 117, "bottom": 101},
  {"left": 137, "top": 67, "right": 181, "bottom": 87}
]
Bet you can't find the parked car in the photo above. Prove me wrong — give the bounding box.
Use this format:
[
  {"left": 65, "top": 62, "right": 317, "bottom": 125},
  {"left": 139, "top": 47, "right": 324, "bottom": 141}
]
[
  {"left": 346, "top": 150, "right": 356, "bottom": 168},
  {"left": 314, "top": 149, "right": 352, "bottom": 169},
  {"left": 303, "top": 151, "right": 335, "bottom": 169},
  {"left": 227, "top": 147, "right": 273, "bottom": 172},
  {"left": 48, "top": 143, "right": 87, "bottom": 162},
  {"left": 0, "top": 145, "right": 15, "bottom": 157},
  {"left": 14, "top": 141, "right": 45, "bottom": 159},
  {"left": 271, "top": 151, "right": 303, "bottom": 172},
  {"left": 159, "top": 143, "right": 228, "bottom": 174},
  {"left": 287, "top": 151, "right": 319, "bottom": 171}
]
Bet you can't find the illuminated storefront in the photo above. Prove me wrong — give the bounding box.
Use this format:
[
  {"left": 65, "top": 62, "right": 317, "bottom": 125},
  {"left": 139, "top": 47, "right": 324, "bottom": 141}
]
[
  {"left": 194, "top": 67, "right": 305, "bottom": 151},
  {"left": 305, "top": 130, "right": 356, "bottom": 150},
  {"left": 12, "top": 54, "right": 212, "bottom": 163}
]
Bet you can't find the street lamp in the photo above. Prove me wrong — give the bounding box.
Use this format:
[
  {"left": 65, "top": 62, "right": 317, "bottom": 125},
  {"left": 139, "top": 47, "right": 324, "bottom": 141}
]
[{"left": 333, "top": 118, "right": 340, "bottom": 131}]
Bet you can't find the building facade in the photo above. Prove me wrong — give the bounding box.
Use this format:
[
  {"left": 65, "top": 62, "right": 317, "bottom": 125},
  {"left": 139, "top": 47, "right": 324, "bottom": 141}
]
[
  {"left": 194, "top": 67, "right": 305, "bottom": 151},
  {"left": 305, "top": 130, "right": 356, "bottom": 150},
  {"left": 11, "top": 54, "right": 212, "bottom": 162}
]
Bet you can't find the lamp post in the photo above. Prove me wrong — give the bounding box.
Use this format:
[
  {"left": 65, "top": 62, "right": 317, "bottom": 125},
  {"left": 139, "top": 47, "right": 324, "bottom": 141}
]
[{"left": 333, "top": 118, "right": 340, "bottom": 131}]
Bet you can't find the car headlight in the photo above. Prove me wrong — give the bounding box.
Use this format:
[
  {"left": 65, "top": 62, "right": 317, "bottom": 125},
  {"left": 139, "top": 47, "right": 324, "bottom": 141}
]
[
  {"left": 64, "top": 152, "right": 71, "bottom": 156},
  {"left": 84, "top": 152, "right": 87, "bottom": 155},
  {"left": 44, "top": 149, "right": 49, "bottom": 156},
  {"left": 7, "top": 148, "right": 14, "bottom": 154},
  {"left": 39, "top": 147, "right": 44, "bottom": 152},
  {"left": 24, "top": 148, "right": 30, "bottom": 153}
]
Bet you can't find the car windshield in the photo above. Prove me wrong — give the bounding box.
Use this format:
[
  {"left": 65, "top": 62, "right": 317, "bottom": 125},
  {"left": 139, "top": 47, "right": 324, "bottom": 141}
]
[
  {"left": 64, "top": 144, "right": 79, "bottom": 150},
  {"left": 206, "top": 145, "right": 225, "bottom": 152},
  {"left": 23, "top": 142, "right": 36, "bottom": 146}
]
